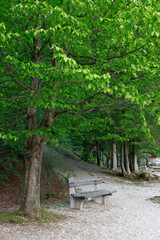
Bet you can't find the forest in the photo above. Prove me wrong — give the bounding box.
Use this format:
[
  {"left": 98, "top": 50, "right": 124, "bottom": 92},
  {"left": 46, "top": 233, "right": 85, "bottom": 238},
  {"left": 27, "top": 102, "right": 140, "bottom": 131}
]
[{"left": 0, "top": 0, "right": 160, "bottom": 218}]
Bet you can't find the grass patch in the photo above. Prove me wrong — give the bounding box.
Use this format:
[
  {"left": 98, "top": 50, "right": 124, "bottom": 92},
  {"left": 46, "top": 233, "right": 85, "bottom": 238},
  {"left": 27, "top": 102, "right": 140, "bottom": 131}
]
[
  {"left": 0, "top": 209, "right": 67, "bottom": 225},
  {"left": 35, "top": 209, "right": 67, "bottom": 224},
  {"left": 0, "top": 211, "right": 27, "bottom": 224}
]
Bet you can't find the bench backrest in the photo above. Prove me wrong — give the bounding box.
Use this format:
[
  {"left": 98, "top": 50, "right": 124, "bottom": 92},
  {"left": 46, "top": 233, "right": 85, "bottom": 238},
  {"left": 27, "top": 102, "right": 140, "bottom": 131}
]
[{"left": 69, "top": 178, "right": 102, "bottom": 188}]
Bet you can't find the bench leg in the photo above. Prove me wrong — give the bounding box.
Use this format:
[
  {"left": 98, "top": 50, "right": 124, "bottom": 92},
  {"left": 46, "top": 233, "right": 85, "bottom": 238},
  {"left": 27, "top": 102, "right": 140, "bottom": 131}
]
[
  {"left": 70, "top": 196, "right": 84, "bottom": 210},
  {"left": 95, "top": 195, "right": 107, "bottom": 205}
]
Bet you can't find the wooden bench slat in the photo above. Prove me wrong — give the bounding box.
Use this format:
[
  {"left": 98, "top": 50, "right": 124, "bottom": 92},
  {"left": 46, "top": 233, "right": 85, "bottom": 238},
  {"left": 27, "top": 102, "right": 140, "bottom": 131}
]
[
  {"left": 72, "top": 189, "right": 112, "bottom": 199},
  {"left": 69, "top": 178, "right": 102, "bottom": 187}
]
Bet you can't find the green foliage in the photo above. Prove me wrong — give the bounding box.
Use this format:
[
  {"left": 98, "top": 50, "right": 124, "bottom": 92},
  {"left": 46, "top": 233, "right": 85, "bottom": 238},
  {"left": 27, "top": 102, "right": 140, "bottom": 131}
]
[
  {"left": 1, "top": 0, "right": 160, "bottom": 139},
  {"left": 0, "top": 0, "right": 160, "bottom": 194}
]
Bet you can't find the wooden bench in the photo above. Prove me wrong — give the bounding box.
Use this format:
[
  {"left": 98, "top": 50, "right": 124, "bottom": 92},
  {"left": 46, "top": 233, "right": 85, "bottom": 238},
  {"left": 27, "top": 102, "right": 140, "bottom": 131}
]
[{"left": 69, "top": 178, "right": 115, "bottom": 210}]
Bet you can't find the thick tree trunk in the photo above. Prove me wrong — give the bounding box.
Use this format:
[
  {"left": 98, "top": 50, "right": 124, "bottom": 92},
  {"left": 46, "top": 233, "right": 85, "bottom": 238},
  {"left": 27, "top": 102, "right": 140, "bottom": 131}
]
[
  {"left": 112, "top": 143, "right": 117, "bottom": 170},
  {"left": 124, "top": 141, "right": 131, "bottom": 176},
  {"left": 120, "top": 141, "right": 127, "bottom": 177},
  {"left": 21, "top": 106, "right": 55, "bottom": 217},
  {"left": 21, "top": 134, "right": 46, "bottom": 217}
]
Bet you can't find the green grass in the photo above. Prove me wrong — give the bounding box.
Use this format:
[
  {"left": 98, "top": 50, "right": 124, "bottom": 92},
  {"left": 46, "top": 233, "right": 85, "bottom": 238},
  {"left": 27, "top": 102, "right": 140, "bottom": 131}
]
[
  {"left": 35, "top": 209, "right": 67, "bottom": 224},
  {"left": 0, "top": 211, "right": 27, "bottom": 224},
  {"left": 0, "top": 209, "right": 67, "bottom": 225}
]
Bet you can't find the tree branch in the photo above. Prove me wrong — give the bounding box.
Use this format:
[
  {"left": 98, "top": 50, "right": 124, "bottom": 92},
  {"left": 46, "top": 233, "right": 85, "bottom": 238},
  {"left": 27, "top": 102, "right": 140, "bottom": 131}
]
[
  {"left": 68, "top": 52, "right": 97, "bottom": 65},
  {"left": 55, "top": 103, "right": 137, "bottom": 117},
  {"left": 0, "top": 96, "right": 27, "bottom": 100},
  {"left": 0, "top": 114, "right": 28, "bottom": 130},
  {"left": 38, "top": 39, "right": 50, "bottom": 55},
  {"left": 1, "top": 48, "right": 31, "bottom": 91},
  {"left": 74, "top": 103, "right": 137, "bottom": 115},
  {"left": 107, "top": 43, "right": 149, "bottom": 61}
]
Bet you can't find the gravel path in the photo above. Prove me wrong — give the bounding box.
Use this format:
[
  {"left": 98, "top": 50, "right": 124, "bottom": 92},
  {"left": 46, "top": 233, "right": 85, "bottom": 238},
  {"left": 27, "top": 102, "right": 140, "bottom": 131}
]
[{"left": 1, "top": 148, "right": 160, "bottom": 240}]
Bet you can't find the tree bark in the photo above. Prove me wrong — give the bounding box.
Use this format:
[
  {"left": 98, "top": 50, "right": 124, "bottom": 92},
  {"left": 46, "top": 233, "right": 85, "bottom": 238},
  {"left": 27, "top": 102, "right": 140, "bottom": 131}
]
[
  {"left": 124, "top": 141, "right": 131, "bottom": 176},
  {"left": 129, "top": 140, "right": 133, "bottom": 172},
  {"left": 146, "top": 159, "right": 149, "bottom": 168},
  {"left": 132, "top": 143, "right": 138, "bottom": 172},
  {"left": 21, "top": 134, "right": 46, "bottom": 217},
  {"left": 112, "top": 143, "right": 117, "bottom": 170},
  {"left": 21, "top": 106, "right": 55, "bottom": 217},
  {"left": 120, "top": 141, "right": 127, "bottom": 177},
  {"left": 106, "top": 155, "right": 109, "bottom": 169}
]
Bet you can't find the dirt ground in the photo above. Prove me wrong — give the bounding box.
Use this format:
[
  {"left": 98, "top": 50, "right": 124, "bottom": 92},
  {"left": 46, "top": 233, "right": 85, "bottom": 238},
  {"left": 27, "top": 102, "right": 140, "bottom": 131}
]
[{"left": 1, "top": 147, "right": 160, "bottom": 240}]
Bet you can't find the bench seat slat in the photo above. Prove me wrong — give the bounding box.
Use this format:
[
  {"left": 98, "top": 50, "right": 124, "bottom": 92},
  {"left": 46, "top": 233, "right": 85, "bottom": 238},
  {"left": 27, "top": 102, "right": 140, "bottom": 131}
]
[{"left": 72, "top": 189, "right": 112, "bottom": 199}]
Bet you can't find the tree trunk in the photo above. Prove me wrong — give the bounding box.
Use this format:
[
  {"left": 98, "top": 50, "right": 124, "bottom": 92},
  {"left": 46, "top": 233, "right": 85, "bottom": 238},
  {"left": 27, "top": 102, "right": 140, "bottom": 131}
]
[
  {"left": 21, "top": 106, "right": 55, "bottom": 217},
  {"left": 106, "top": 155, "right": 109, "bottom": 169},
  {"left": 101, "top": 151, "right": 104, "bottom": 166},
  {"left": 124, "top": 141, "right": 131, "bottom": 176},
  {"left": 146, "top": 159, "right": 149, "bottom": 168},
  {"left": 96, "top": 141, "right": 100, "bottom": 166},
  {"left": 110, "top": 145, "right": 113, "bottom": 169},
  {"left": 20, "top": 20, "right": 44, "bottom": 217},
  {"left": 129, "top": 140, "right": 133, "bottom": 172},
  {"left": 132, "top": 144, "right": 138, "bottom": 172},
  {"left": 120, "top": 141, "right": 127, "bottom": 177},
  {"left": 112, "top": 143, "right": 117, "bottom": 170},
  {"left": 20, "top": 134, "right": 46, "bottom": 217}
]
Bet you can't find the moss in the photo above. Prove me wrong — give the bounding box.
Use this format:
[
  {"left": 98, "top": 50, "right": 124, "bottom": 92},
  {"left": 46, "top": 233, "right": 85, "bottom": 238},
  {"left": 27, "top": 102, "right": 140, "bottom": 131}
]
[
  {"left": 35, "top": 209, "right": 67, "bottom": 224},
  {"left": 0, "top": 211, "right": 28, "bottom": 224},
  {"left": 0, "top": 209, "right": 67, "bottom": 225}
]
